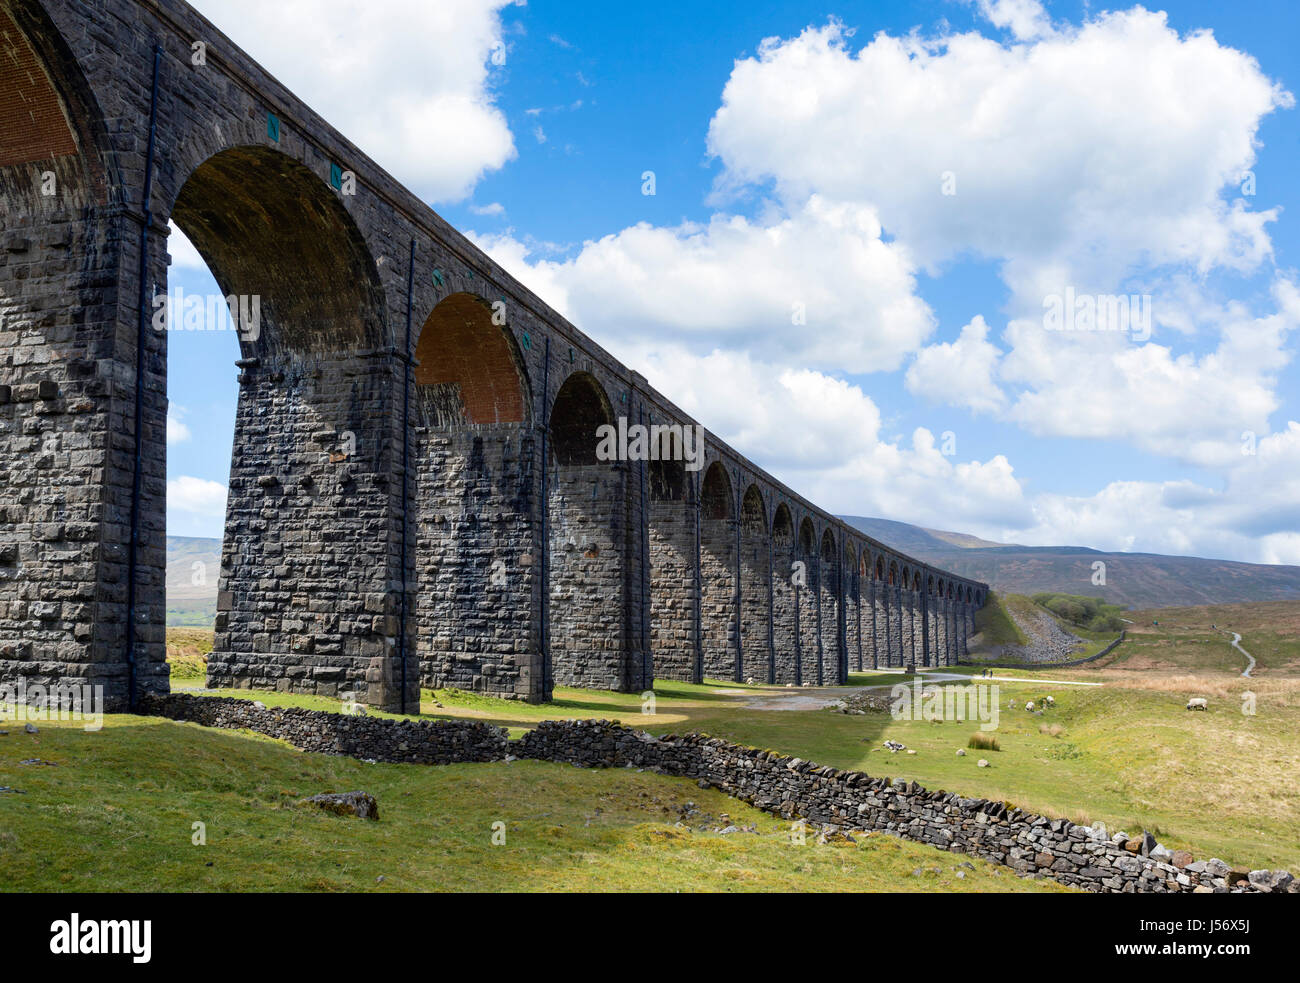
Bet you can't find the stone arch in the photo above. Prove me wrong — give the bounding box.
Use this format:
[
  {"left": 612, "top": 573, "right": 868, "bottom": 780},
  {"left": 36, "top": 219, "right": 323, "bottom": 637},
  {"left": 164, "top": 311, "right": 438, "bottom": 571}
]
[
  {"left": 699, "top": 461, "right": 736, "bottom": 679},
  {"left": 0, "top": 0, "right": 140, "bottom": 705},
  {"left": 550, "top": 371, "right": 614, "bottom": 466},
  {"left": 770, "top": 502, "right": 798, "bottom": 683},
  {"left": 169, "top": 145, "right": 388, "bottom": 357},
  {"left": 413, "top": 292, "right": 530, "bottom": 427},
  {"left": 845, "top": 540, "right": 862, "bottom": 672},
  {"left": 546, "top": 370, "right": 634, "bottom": 691},
  {"left": 816, "top": 527, "right": 839, "bottom": 685},
  {"left": 412, "top": 291, "right": 536, "bottom": 695},
  {"left": 795, "top": 517, "right": 819, "bottom": 681},
  {"left": 738, "top": 484, "right": 771, "bottom": 684},
  {"left": 647, "top": 449, "right": 693, "bottom": 682},
  {"left": 167, "top": 143, "right": 407, "bottom": 706}
]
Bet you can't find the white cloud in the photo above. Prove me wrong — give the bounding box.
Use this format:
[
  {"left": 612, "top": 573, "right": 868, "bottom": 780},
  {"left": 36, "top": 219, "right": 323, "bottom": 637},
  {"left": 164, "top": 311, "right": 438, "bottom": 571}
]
[
  {"left": 1000, "top": 277, "right": 1300, "bottom": 467},
  {"left": 469, "top": 202, "right": 505, "bottom": 217},
  {"left": 472, "top": 195, "right": 933, "bottom": 374},
  {"left": 167, "top": 222, "right": 207, "bottom": 270},
  {"left": 193, "top": 0, "right": 519, "bottom": 202},
  {"left": 706, "top": 11, "right": 1291, "bottom": 295},
  {"left": 167, "top": 409, "right": 191, "bottom": 446},
  {"left": 609, "top": 342, "right": 1034, "bottom": 533},
  {"left": 975, "top": 0, "right": 1053, "bottom": 42},
  {"left": 906, "top": 315, "right": 1006, "bottom": 413},
  {"left": 168, "top": 475, "right": 228, "bottom": 517}
]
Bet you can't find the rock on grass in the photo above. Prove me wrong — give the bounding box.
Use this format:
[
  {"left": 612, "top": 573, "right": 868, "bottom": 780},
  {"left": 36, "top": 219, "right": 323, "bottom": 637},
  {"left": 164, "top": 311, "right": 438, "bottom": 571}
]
[{"left": 301, "top": 791, "right": 379, "bottom": 821}]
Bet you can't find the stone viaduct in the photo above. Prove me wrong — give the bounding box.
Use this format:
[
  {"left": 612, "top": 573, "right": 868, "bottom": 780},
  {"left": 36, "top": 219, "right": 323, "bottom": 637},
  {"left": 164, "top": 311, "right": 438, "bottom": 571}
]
[{"left": 0, "top": 0, "right": 987, "bottom": 711}]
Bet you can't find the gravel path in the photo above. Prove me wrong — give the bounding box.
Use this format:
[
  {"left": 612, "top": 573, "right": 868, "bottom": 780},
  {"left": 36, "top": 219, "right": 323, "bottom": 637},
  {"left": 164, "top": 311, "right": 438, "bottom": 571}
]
[{"left": 1216, "top": 629, "right": 1256, "bottom": 677}]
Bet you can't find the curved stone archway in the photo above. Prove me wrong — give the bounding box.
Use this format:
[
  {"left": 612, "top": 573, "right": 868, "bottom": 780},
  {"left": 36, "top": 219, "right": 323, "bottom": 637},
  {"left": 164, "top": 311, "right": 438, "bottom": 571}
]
[
  {"left": 699, "top": 461, "right": 736, "bottom": 680},
  {"left": 412, "top": 291, "right": 536, "bottom": 697}
]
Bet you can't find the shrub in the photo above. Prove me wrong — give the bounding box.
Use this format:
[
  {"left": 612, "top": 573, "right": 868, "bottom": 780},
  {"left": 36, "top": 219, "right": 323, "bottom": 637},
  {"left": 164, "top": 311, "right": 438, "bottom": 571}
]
[{"left": 968, "top": 732, "right": 1001, "bottom": 751}]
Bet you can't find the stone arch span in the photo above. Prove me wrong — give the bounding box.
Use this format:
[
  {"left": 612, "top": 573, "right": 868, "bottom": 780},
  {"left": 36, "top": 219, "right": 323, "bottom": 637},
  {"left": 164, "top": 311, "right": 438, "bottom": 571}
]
[
  {"left": 546, "top": 370, "right": 639, "bottom": 692},
  {"left": 770, "top": 503, "right": 798, "bottom": 683},
  {"left": 699, "top": 461, "right": 736, "bottom": 680},
  {"left": 647, "top": 452, "right": 695, "bottom": 682},
  {"left": 739, "top": 483, "right": 770, "bottom": 684},
  {"left": 171, "top": 142, "right": 409, "bottom": 707},
  {"left": 412, "top": 291, "right": 537, "bottom": 697}
]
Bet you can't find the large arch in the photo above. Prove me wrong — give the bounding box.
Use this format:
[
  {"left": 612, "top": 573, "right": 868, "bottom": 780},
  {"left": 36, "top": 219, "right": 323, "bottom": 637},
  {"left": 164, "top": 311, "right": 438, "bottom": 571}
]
[
  {"left": 546, "top": 371, "right": 635, "bottom": 691},
  {"left": 738, "top": 483, "right": 771, "bottom": 683},
  {"left": 797, "top": 517, "right": 818, "bottom": 682},
  {"left": 647, "top": 454, "right": 696, "bottom": 682},
  {"left": 699, "top": 461, "right": 736, "bottom": 680},
  {"left": 885, "top": 560, "right": 903, "bottom": 667},
  {"left": 412, "top": 291, "right": 536, "bottom": 697},
  {"left": 871, "top": 555, "right": 887, "bottom": 670},
  {"left": 770, "top": 503, "right": 798, "bottom": 684},
  {"left": 0, "top": 0, "right": 141, "bottom": 704},
  {"left": 172, "top": 145, "right": 403, "bottom": 706},
  {"left": 846, "top": 542, "right": 862, "bottom": 672},
  {"left": 817, "top": 528, "right": 839, "bottom": 685}
]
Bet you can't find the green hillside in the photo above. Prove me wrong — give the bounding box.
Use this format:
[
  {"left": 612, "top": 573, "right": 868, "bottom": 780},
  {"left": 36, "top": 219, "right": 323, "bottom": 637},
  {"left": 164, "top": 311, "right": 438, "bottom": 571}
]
[{"left": 841, "top": 515, "right": 1300, "bottom": 608}]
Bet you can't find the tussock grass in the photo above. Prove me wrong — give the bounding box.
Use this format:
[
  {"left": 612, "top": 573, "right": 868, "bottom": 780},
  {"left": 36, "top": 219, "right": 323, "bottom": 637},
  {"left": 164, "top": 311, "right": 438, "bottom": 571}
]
[
  {"left": 968, "top": 732, "right": 1001, "bottom": 751},
  {"left": 1039, "top": 723, "right": 1065, "bottom": 737}
]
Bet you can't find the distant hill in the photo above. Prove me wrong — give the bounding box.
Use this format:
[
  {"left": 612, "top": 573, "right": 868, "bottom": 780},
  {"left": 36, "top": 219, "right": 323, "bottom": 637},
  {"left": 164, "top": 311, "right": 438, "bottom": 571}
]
[
  {"left": 166, "top": 536, "right": 221, "bottom": 627},
  {"left": 840, "top": 516, "right": 1300, "bottom": 610}
]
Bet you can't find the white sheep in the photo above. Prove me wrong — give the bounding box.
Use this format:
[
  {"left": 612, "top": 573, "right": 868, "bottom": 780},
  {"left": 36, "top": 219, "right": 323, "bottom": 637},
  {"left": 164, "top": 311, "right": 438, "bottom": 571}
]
[
  {"left": 1186, "top": 697, "right": 1208, "bottom": 711},
  {"left": 1025, "top": 700, "right": 1035, "bottom": 711}
]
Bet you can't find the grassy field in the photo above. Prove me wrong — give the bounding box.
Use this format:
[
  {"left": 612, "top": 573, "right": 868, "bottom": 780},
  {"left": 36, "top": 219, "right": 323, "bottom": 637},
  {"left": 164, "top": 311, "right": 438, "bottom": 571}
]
[
  {"left": 0, "top": 714, "right": 1061, "bottom": 893},
  {"left": 12, "top": 608, "right": 1293, "bottom": 891}
]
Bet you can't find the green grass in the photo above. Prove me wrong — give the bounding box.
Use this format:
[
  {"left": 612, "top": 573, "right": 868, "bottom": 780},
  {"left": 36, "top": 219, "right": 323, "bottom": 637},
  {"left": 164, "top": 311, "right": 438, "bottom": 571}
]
[
  {"left": 0, "top": 715, "right": 1064, "bottom": 893},
  {"left": 174, "top": 671, "right": 1300, "bottom": 871},
  {"left": 151, "top": 616, "right": 1300, "bottom": 878}
]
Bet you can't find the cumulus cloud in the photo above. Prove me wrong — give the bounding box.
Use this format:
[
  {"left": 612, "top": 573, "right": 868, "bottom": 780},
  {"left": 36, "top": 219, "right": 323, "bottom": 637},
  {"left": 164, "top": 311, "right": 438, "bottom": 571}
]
[
  {"left": 168, "top": 475, "right": 228, "bottom": 517},
  {"left": 706, "top": 10, "right": 1291, "bottom": 297},
  {"left": 906, "top": 315, "right": 1006, "bottom": 414},
  {"left": 1000, "top": 277, "right": 1300, "bottom": 467},
  {"left": 469, "top": 4, "right": 1296, "bottom": 563},
  {"left": 472, "top": 196, "right": 933, "bottom": 373},
  {"left": 193, "top": 0, "right": 518, "bottom": 201},
  {"left": 167, "top": 408, "right": 191, "bottom": 446},
  {"left": 603, "top": 341, "right": 1034, "bottom": 533}
]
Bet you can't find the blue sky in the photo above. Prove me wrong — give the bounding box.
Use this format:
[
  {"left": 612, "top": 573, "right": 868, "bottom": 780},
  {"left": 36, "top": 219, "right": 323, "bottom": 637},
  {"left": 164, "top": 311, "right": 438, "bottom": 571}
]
[{"left": 169, "top": 0, "right": 1300, "bottom": 565}]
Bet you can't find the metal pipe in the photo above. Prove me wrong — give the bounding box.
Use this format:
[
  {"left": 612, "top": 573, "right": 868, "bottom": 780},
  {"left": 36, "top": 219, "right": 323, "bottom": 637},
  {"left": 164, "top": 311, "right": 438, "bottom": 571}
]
[
  {"left": 638, "top": 401, "right": 649, "bottom": 691},
  {"left": 692, "top": 470, "right": 703, "bottom": 683},
  {"left": 733, "top": 471, "right": 742, "bottom": 682},
  {"left": 395, "top": 237, "right": 415, "bottom": 714},
  {"left": 540, "top": 336, "right": 551, "bottom": 696},
  {"left": 126, "top": 43, "right": 162, "bottom": 712}
]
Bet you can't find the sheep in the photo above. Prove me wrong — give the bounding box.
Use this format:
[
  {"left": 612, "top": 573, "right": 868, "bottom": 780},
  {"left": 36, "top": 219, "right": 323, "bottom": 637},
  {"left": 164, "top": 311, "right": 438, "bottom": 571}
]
[
  {"left": 1025, "top": 701, "right": 1035, "bottom": 711},
  {"left": 1186, "top": 697, "right": 1208, "bottom": 711}
]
